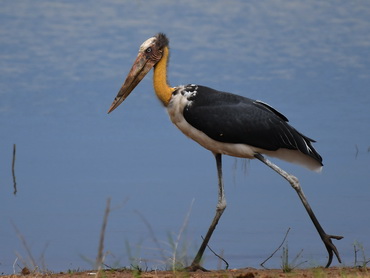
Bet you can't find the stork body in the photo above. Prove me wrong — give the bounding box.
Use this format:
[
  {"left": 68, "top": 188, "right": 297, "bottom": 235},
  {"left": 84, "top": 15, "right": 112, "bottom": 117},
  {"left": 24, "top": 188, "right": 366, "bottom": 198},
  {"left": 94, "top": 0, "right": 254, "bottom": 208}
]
[
  {"left": 168, "top": 84, "right": 322, "bottom": 171},
  {"left": 108, "top": 33, "right": 342, "bottom": 270}
]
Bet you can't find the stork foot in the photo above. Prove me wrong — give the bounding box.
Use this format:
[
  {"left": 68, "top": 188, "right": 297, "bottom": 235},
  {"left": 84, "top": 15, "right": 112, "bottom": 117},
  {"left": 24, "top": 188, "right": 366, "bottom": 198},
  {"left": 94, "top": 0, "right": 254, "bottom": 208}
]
[
  {"left": 323, "top": 233, "right": 343, "bottom": 268},
  {"left": 184, "top": 263, "right": 209, "bottom": 272}
]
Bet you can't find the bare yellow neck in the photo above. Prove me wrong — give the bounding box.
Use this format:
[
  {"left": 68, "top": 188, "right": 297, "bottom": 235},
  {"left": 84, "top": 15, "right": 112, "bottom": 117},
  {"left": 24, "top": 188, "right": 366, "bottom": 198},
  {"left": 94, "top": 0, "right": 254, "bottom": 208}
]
[{"left": 153, "top": 46, "right": 174, "bottom": 106}]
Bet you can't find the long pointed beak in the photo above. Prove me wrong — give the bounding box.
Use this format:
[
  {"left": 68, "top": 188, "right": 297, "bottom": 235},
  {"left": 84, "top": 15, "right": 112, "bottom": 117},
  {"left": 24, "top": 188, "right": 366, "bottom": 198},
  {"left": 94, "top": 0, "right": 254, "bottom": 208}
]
[{"left": 108, "top": 53, "right": 156, "bottom": 113}]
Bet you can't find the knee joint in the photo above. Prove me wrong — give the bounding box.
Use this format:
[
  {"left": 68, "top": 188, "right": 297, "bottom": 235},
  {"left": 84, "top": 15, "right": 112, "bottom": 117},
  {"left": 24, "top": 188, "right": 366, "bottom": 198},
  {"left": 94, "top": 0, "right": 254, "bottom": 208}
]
[
  {"left": 288, "top": 174, "right": 300, "bottom": 190},
  {"left": 217, "top": 199, "right": 227, "bottom": 211}
]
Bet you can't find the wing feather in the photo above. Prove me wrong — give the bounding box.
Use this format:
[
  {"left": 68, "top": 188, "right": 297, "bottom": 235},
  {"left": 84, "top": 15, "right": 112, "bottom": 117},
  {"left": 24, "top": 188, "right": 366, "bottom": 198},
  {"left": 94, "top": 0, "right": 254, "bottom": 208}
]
[{"left": 182, "top": 85, "right": 322, "bottom": 165}]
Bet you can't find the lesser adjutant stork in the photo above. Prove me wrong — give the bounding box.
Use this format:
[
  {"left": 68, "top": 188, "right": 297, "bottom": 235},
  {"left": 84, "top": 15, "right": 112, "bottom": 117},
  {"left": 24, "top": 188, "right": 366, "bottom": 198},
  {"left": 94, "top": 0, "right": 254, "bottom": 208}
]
[{"left": 108, "top": 33, "right": 342, "bottom": 271}]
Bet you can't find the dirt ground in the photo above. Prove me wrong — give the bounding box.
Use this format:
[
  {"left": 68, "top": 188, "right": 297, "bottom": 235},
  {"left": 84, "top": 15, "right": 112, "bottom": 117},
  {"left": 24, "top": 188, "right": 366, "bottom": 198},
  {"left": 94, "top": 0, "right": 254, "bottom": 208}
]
[{"left": 2, "top": 267, "right": 370, "bottom": 278}]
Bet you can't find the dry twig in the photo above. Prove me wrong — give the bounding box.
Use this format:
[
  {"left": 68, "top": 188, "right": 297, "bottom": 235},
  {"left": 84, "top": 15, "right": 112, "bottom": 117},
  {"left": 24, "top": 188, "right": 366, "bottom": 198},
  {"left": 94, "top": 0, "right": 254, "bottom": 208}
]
[
  {"left": 201, "top": 235, "right": 229, "bottom": 269},
  {"left": 260, "top": 227, "right": 291, "bottom": 268},
  {"left": 12, "top": 144, "right": 17, "bottom": 195},
  {"left": 95, "top": 197, "right": 111, "bottom": 276}
]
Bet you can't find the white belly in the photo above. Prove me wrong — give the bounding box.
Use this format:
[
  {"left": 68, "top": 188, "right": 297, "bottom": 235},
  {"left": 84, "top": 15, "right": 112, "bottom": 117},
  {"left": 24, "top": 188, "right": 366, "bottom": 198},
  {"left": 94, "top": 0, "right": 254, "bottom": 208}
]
[{"left": 167, "top": 90, "right": 257, "bottom": 158}]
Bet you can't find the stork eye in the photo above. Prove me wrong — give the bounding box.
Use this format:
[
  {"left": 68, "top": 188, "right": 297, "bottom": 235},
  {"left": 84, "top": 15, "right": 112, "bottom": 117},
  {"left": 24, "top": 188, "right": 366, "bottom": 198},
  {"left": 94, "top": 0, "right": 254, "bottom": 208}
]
[{"left": 146, "top": 47, "right": 152, "bottom": 53}]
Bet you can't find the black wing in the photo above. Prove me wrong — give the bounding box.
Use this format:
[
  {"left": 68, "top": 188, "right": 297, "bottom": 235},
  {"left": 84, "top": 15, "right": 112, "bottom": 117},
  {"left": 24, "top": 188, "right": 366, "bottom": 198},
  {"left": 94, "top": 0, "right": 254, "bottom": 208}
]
[{"left": 182, "top": 85, "right": 322, "bottom": 165}]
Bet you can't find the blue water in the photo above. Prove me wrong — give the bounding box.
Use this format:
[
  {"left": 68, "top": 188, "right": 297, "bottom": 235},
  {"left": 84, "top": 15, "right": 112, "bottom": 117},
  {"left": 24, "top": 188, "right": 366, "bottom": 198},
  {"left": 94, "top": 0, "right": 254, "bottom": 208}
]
[{"left": 1, "top": 1, "right": 370, "bottom": 274}]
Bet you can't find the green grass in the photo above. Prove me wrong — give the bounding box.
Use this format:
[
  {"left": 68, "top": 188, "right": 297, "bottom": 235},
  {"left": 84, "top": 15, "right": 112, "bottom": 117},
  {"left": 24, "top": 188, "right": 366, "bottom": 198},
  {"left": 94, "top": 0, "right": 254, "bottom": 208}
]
[{"left": 281, "top": 243, "right": 307, "bottom": 273}]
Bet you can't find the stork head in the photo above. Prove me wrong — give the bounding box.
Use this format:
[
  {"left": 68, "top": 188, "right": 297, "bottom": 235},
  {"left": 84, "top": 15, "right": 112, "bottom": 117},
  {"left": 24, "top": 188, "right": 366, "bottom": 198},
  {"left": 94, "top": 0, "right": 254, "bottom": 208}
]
[{"left": 108, "top": 33, "right": 169, "bottom": 113}]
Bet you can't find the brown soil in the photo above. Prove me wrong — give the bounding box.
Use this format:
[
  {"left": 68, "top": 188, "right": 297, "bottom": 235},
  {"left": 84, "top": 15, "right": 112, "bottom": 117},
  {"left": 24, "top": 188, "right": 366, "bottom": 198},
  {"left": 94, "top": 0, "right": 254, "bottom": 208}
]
[{"left": 2, "top": 267, "right": 370, "bottom": 278}]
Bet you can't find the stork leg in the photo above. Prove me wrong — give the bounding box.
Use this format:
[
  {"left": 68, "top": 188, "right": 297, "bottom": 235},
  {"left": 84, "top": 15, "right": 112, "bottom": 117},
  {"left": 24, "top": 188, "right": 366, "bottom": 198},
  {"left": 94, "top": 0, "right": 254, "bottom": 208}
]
[
  {"left": 254, "top": 153, "right": 343, "bottom": 267},
  {"left": 187, "top": 153, "right": 226, "bottom": 271}
]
